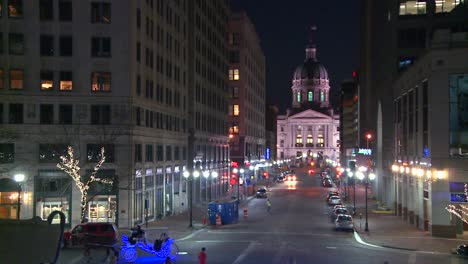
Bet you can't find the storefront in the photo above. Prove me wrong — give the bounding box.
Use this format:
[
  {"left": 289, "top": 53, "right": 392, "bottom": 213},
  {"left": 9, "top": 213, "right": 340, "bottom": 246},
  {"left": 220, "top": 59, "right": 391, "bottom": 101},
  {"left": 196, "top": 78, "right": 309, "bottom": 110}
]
[
  {"left": 86, "top": 169, "right": 118, "bottom": 224},
  {"left": 34, "top": 170, "right": 71, "bottom": 225},
  {"left": 165, "top": 166, "right": 173, "bottom": 216},
  {"left": 156, "top": 168, "right": 164, "bottom": 218},
  {"left": 0, "top": 178, "right": 21, "bottom": 219}
]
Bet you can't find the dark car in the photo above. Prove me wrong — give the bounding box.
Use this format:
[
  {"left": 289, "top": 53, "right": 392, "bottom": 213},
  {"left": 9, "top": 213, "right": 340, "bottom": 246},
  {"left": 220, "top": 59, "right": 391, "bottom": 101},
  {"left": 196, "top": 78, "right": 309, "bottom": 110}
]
[
  {"left": 256, "top": 188, "right": 268, "bottom": 198},
  {"left": 456, "top": 244, "right": 468, "bottom": 256},
  {"left": 63, "top": 222, "right": 118, "bottom": 247},
  {"left": 322, "top": 179, "right": 333, "bottom": 187},
  {"left": 275, "top": 176, "right": 285, "bottom": 183}
]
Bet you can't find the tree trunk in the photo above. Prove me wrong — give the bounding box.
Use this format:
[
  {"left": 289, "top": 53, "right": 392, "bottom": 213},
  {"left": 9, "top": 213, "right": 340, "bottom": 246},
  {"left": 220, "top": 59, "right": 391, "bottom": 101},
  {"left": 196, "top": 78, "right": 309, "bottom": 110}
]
[{"left": 81, "top": 191, "right": 88, "bottom": 223}]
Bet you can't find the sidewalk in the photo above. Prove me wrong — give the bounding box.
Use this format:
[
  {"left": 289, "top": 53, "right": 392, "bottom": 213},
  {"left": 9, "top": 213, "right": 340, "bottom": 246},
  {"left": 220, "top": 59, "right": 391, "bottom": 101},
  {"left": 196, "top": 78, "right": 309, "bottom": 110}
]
[{"left": 342, "top": 184, "right": 468, "bottom": 253}]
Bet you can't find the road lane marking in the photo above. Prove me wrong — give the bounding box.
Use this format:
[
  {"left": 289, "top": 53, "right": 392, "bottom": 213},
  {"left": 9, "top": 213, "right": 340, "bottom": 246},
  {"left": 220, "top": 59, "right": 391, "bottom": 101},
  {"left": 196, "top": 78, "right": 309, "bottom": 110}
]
[
  {"left": 194, "top": 240, "right": 254, "bottom": 243},
  {"left": 232, "top": 241, "right": 259, "bottom": 264},
  {"left": 326, "top": 246, "right": 337, "bottom": 249},
  {"left": 207, "top": 230, "right": 334, "bottom": 237}
]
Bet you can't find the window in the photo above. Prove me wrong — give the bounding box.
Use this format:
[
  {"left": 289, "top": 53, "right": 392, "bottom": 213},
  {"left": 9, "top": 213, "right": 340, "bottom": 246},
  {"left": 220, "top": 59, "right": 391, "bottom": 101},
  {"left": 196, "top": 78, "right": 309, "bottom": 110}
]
[
  {"left": 135, "top": 107, "right": 141, "bottom": 126},
  {"left": 0, "top": 33, "right": 3, "bottom": 53},
  {"left": 229, "top": 123, "right": 239, "bottom": 134},
  {"left": 231, "top": 87, "right": 239, "bottom": 99},
  {"left": 0, "top": 144, "right": 14, "bottom": 164},
  {"left": 146, "top": 144, "right": 153, "bottom": 161},
  {"left": 39, "top": 0, "right": 53, "bottom": 20},
  {"left": 399, "top": 1, "right": 427, "bottom": 16},
  {"left": 233, "top": 104, "right": 239, "bottom": 116},
  {"left": 0, "top": 69, "right": 4, "bottom": 89},
  {"left": 40, "top": 71, "right": 54, "bottom": 90},
  {"left": 39, "top": 144, "right": 68, "bottom": 163},
  {"left": 87, "top": 144, "right": 115, "bottom": 162},
  {"left": 229, "top": 69, "right": 239, "bottom": 80},
  {"left": 9, "top": 103, "right": 23, "bottom": 124},
  {"left": 91, "top": 72, "right": 111, "bottom": 92},
  {"left": 228, "top": 33, "right": 240, "bottom": 45},
  {"left": 10, "top": 69, "right": 23, "bottom": 89},
  {"left": 165, "top": 146, "right": 172, "bottom": 161},
  {"left": 317, "top": 135, "right": 324, "bottom": 147},
  {"left": 8, "top": 0, "right": 23, "bottom": 18},
  {"left": 296, "top": 91, "right": 301, "bottom": 102},
  {"left": 449, "top": 74, "right": 468, "bottom": 156},
  {"left": 134, "top": 144, "right": 142, "bottom": 162},
  {"left": 59, "top": 104, "right": 73, "bottom": 124},
  {"left": 59, "top": 71, "right": 72, "bottom": 90},
  {"left": 90, "top": 105, "right": 110, "bottom": 125},
  {"left": 296, "top": 135, "right": 303, "bottom": 144},
  {"left": 320, "top": 90, "right": 325, "bottom": 102},
  {"left": 9, "top": 33, "right": 24, "bottom": 55},
  {"left": 136, "top": 42, "right": 141, "bottom": 62},
  {"left": 91, "top": 2, "right": 111, "bottom": 23},
  {"left": 308, "top": 91, "right": 313, "bottom": 102},
  {"left": 59, "top": 0, "right": 72, "bottom": 21},
  {"left": 40, "top": 104, "right": 54, "bottom": 124},
  {"left": 157, "top": 145, "right": 163, "bottom": 161},
  {"left": 91, "top": 37, "right": 111, "bottom": 57},
  {"left": 59, "top": 36, "right": 73, "bottom": 56},
  {"left": 40, "top": 35, "right": 54, "bottom": 56},
  {"left": 136, "top": 75, "right": 141, "bottom": 96},
  {"left": 306, "top": 135, "right": 313, "bottom": 144},
  {"left": 174, "top": 146, "right": 179, "bottom": 160},
  {"left": 136, "top": 8, "right": 141, "bottom": 28},
  {"left": 436, "top": 0, "right": 465, "bottom": 13},
  {"left": 229, "top": 51, "right": 240, "bottom": 63}
]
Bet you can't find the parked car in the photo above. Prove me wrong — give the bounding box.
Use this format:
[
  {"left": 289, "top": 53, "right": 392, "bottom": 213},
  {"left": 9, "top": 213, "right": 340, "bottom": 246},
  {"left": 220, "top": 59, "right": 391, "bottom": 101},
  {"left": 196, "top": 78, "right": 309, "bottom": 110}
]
[
  {"left": 256, "top": 187, "right": 268, "bottom": 198},
  {"left": 331, "top": 204, "right": 346, "bottom": 212},
  {"left": 322, "top": 179, "right": 333, "bottom": 187},
  {"left": 63, "top": 222, "right": 118, "bottom": 248},
  {"left": 326, "top": 191, "right": 340, "bottom": 201},
  {"left": 335, "top": 214, "right": 354, "bottom": 231},
  {"left": 328, "top": 196, "right": 342, "bottom": 206},
  {"left": 331, "top": 208, "right": 349, "bottom": 221},
  {"left": 456, "top": 244, "right": 468, "bottom": 257}
]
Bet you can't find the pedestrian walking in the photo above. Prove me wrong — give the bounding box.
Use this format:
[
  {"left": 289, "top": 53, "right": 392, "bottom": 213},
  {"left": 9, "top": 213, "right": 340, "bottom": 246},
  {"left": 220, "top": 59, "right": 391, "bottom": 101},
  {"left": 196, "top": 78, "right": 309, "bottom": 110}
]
[
  {"left": 267, "top": 198, "right": 272, "bottom": 213},
  {"left": 198, "top": 247, "right": 207, "bottom": 264}
]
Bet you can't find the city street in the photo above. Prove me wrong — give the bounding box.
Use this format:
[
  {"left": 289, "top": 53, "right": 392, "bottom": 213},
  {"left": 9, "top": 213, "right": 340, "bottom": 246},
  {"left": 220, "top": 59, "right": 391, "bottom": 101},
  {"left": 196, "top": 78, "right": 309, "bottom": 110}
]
[{"left": 59, "top": 167, "right": 463, "bottom": 264}]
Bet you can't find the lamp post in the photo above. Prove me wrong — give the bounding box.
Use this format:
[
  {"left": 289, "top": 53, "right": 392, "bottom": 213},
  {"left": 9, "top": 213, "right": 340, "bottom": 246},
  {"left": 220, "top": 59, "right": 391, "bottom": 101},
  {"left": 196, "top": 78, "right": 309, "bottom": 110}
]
[
  {"left": 365, "top": 133, "right": 372, "bottom": 149},
  {"left": 233, "top": 168, "right": 239, "bottom": 204},
  {"left": 348, "top": 171, "right": 355, "bottom": 215},
  {"left": 240, "top": 168, "right": 245, "bottom": 198},
  {"left": 14, "top": 173, "right": 25, "bottom": 220},
  {"left": 183, "top": 169, "right": 200, "bottom": 228}
]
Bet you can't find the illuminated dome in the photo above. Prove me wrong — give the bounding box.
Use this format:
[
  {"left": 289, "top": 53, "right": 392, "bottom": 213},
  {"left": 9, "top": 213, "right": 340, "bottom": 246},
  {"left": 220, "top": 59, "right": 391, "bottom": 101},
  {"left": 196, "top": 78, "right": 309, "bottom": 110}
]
[{"left": 293, "top": 57, "right": 329, "bottom": 80}]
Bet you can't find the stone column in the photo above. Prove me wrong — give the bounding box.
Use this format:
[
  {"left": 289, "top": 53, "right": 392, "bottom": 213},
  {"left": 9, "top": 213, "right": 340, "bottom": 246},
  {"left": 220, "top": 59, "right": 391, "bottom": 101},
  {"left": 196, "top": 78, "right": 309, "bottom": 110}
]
[{"left": 430, "top": 180, "right": 456, "bottom": 237}]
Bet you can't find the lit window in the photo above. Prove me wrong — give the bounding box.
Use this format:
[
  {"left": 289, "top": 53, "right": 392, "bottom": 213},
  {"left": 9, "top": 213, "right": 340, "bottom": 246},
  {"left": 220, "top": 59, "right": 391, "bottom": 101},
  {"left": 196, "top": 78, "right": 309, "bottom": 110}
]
[
  {"left": 91, "top": 2, "right": 111, "bottom": 23},
  {"left": 229, "top": 123, "right": 239, "bottom": 134},
  {"left": 8, "top": 0, "right": 23, "bottom": 18},
  {"left": 233, "top": 104, "right": 239, "bottom": 116},
  {"left": 91, "top": 72, "right": 111, "bottom": 92},
  {"left": 399, "top": 1, "right": 427, "bottom": 16},
  {"left": 229, "top": 69, "right": 240, "bottom": 81},
  {"left": 60, "top": 71, "right": 73, "bottom": 91},
  {"left": 296, "top": 135, "right": 303, "bottom": 144},
  {"left": 320, "top": 90, "right": 325, "bottom": 102},
  {"left": 435, "top": 0, "right": 464, "bottom": 13},
  {"left": 41, "top": 71, "right": 54, "bottom": 90},
  {"left": 308, "top": 91, "right": 313, "bottom": 102},
  {"left": 307, "top": 135, "right": 313, "bottom": 144},
  {"left": 296, "top": 91, "right": 301, "bottom": 102},
  {"left": 10, "top": 69, "right": 23, "bottom": 89},
  {"left": 317, "top": 135, "right": 324, "bottom": 147}
]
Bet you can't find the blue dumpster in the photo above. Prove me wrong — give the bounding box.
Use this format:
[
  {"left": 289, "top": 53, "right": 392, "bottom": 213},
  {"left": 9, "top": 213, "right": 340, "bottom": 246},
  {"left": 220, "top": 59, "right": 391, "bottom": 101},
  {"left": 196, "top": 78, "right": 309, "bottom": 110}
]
[{"left": 208, "top": 200, "right": 239, "bottom": 225}]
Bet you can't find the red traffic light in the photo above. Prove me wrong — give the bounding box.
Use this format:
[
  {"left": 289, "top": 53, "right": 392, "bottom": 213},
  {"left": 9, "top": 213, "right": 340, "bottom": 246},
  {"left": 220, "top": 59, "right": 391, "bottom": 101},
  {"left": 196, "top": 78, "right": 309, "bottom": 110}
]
[
  {"left": 263, "top": 172, "right": 269, "bottom": 178},
  {"left": 231, "top": 161, "right": 239, "bottom": 168}
]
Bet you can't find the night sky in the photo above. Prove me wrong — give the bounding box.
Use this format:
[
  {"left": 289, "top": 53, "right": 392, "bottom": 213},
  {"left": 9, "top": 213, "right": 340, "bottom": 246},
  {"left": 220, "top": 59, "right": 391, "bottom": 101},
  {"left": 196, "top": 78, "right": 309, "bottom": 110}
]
[{"left": 230, "top": 0, "right": 361, "bottom": 112}]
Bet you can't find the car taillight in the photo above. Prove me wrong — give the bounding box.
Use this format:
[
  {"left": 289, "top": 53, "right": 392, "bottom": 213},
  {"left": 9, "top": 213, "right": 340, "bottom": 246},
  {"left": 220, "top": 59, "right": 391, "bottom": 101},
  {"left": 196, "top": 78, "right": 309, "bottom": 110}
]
[{"left": 292, "top": 176, "right": 296, "bottom": 181}]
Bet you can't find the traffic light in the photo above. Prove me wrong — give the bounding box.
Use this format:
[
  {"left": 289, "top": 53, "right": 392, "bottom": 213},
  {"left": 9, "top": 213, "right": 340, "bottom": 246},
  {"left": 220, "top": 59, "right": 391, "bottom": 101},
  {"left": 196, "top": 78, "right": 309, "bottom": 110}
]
[
  {"left": 263, "top": 172, "right": 269, "bottom": 178},
  {"left": 230, "top": 175, "right": 238, "bottom": 185}
]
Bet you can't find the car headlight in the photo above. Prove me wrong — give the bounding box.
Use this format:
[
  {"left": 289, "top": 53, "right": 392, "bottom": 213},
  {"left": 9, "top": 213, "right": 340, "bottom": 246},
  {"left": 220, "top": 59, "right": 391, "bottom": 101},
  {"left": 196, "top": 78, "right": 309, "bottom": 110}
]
[{"left": 292, "top": 176, "right": 296, "bottom": 181}]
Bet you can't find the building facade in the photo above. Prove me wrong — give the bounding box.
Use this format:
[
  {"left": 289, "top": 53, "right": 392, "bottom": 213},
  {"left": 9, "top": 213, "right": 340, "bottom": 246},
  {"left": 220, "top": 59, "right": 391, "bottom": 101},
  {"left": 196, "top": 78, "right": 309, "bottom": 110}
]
[
  {"left": 391, "top": 28, "right": 468, "bottom": 237},
  {"left": 0, "top": 0, "right": 229, "bottom": 228},
  {"left": 359, "top": 0, "right": 468, "bottom": 209},
  {"left": 227, "top": 11, "right": 266, "bottom": 168},
  {"left": 277, "top": 34, "right": 340, "bottom": 163},
  {"left": 340, "top": 78, "right": 359, "bottom": 168},
  {"left": 265, "top": 105, "right": 279, "bottom": 162}
]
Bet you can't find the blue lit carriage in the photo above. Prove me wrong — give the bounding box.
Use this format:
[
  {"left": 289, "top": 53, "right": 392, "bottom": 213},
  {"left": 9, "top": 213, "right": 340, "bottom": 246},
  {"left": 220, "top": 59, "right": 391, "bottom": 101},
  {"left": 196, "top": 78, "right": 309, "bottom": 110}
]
[{"left": 120, "top": 234, "right": 179, "bottom": 262}]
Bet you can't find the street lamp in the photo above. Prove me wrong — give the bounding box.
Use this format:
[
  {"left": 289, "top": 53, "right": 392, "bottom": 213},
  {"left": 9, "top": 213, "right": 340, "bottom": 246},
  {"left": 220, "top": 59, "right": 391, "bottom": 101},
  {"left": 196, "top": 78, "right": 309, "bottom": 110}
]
[
  {"left": 357, "top": 170, "right": 376, "bottom": 232},
  {"left": 183, "top": 170, "right": 200, "bottom": 228},
  {"left": 365, "top": 133, "right": 372, "bottom": 149},
  {"left": 14, "top": 173, "right": 25, "bottom": 220},
  {"left": 348, "top": 171, "right": 356, "bottom": 215}
]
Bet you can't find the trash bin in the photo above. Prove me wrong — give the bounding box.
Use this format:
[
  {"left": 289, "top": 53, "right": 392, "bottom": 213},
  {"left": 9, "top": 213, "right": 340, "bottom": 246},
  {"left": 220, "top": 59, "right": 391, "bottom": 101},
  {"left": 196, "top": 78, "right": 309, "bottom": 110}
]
[{"left": 208, "top": 200, "right": 239, "bottom": 225}]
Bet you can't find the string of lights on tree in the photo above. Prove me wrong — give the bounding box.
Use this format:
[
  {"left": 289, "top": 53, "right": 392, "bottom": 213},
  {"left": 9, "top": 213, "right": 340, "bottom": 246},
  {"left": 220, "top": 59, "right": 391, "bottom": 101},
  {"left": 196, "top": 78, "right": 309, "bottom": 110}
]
[
  {"left": 56, "top": 146, "right": 113, "bottom": 223},
  {"left": 445, "top": 183, "right": 468, "bottom": 225}
]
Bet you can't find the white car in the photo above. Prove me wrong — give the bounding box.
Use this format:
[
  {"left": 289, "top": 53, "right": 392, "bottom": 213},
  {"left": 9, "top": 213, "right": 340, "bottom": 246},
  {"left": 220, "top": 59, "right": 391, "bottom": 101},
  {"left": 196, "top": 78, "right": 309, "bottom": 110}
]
[
  {"left": 286, "top": 174, "right": 297, "bottom": 182},
  {"left": 328, "top": 196, "right": 342, "bottom": 206},
  {"left": 335, "top": 214, "right": 354, "bottom": 231}
]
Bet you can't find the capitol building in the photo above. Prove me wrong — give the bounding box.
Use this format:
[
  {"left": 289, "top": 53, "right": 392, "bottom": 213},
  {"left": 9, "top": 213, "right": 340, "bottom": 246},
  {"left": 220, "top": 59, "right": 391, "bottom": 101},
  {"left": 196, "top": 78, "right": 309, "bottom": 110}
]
[{"left": 277, "top": 34, "right": 340, "bottom": 163}]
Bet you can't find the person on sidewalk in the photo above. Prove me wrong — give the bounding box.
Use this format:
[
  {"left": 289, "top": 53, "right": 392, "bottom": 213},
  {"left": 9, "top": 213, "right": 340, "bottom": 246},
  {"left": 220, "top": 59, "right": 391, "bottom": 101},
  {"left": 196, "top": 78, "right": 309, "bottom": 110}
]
[
  {"left": 267, "top": 199, "right": 272, "bottom": 213},
  {"left": 198, "top": 247, "right": 207, "bottom": 264}
]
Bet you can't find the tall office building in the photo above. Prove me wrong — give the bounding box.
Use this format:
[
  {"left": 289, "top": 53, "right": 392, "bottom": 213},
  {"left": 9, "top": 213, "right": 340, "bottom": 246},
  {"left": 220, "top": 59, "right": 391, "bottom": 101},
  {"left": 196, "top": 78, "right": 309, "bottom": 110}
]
[
  {"left": 227, "top": 11, "right": 266, "bottom": 168},
  {"left": 187, "top": 0, "right": 230, "bottom": 204},
  {"left": 360, "top": 0, "right": 468, "bottom": 236},
  {"left": 0, "top": 0, "right": 229, "bottom": 228},
  {"left": 340, "top": 78, "right": 359, "bottom": 169}
]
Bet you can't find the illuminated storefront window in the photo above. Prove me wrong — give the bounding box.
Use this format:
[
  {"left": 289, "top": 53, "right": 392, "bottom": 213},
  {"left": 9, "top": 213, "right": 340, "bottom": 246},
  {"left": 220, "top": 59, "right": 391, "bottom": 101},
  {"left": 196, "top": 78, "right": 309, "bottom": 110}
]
[
  {"left": 399, "top": 1, "right": 427, "bottom": 15},
  {"left": 435, "top": 0, "right": 464, "bottom": 13}
]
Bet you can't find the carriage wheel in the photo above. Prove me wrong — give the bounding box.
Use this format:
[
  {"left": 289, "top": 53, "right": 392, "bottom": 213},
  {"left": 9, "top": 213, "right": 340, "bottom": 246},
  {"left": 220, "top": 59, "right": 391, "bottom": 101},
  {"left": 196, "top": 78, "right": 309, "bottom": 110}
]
[
  {"left": 121, "top": 247, "right": 138, "bottom": 262},
  {"left": 170, "top": 243, "right": 179, "bottom": 257}
]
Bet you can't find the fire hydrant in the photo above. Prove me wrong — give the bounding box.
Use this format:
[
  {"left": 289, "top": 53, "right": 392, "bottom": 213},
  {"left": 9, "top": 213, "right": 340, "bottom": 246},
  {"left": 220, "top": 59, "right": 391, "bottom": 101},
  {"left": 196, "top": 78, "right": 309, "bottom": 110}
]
[{"left": 202, "top": 215, "right": 207, "bottom": 225}]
